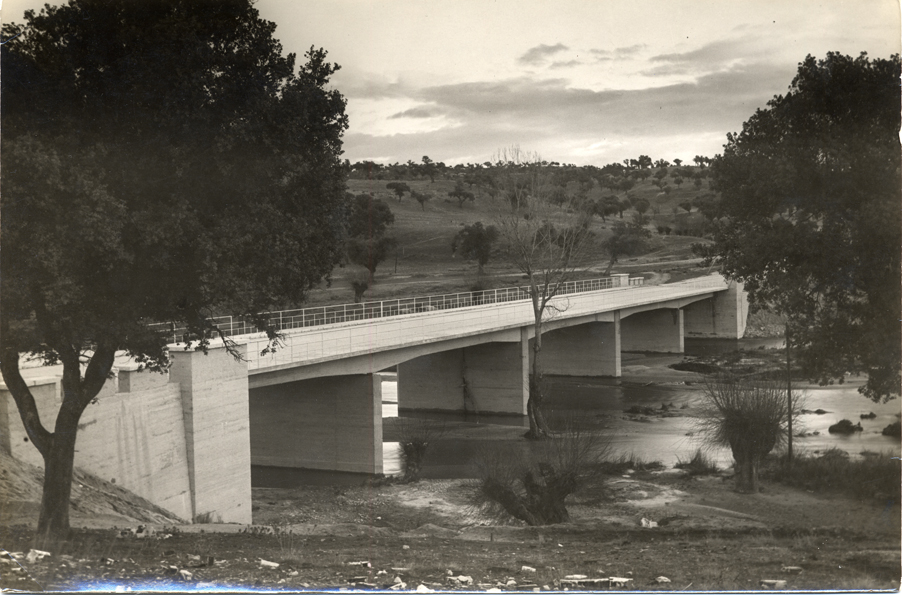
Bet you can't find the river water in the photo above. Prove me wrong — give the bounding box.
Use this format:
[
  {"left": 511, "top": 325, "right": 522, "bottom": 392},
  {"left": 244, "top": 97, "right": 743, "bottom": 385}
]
[{"left": 381, "top": 339, "right": 902, "bottom": 478}]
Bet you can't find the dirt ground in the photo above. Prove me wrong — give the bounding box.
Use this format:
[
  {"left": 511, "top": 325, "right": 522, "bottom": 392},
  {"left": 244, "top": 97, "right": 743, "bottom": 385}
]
[{"left": 2, "top": 446, "right": 899, "bottom": 592}]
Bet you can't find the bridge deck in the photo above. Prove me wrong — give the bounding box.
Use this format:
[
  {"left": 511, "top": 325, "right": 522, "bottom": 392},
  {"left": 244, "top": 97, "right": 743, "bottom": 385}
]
[{"left": 236, "top": 275, "right": 728, "bottom": 375}]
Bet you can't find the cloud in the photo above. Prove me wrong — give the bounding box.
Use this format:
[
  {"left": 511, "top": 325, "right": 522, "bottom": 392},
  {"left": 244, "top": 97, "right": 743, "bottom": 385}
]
[
  {"left": 614, "top": 44, "right": 646, "bottom": 56},
  {"left": 388, "top": 106, "right": 442, "bottom": 119},
  {"left": 518, "top": 43, "right": 569, "bottom": 65},
  {"left": 341, "top": 61, "right": 798, "bottom": 166},
  {"left": 549, "top": 59, "right": 581, "bottom": 69}
]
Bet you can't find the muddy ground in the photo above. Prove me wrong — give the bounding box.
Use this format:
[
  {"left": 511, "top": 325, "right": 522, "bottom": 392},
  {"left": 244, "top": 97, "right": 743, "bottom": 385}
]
[{"left": 2, "top": 447, "right": 899, "bottom": 592}]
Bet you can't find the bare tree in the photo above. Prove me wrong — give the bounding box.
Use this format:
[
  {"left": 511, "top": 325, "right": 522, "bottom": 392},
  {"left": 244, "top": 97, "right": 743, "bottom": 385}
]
[{"left": 490, "top": 146, "right": 594, "bottom": 439}]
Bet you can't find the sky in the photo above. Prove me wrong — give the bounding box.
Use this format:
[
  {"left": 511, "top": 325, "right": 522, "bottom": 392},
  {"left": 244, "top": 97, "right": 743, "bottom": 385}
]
[{"left": 2, "top": 0, "right": 900, "bottom": 166}]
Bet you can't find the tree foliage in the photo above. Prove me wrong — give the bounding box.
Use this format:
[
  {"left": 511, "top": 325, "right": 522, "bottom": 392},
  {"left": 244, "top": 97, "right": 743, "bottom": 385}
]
[
  {"left": 451, "top": 222, "right": 500, "bottom": 275},
  {"left": 347, "top": 193, "right": 395, "bottom": 238},
  {"left": 696, "top": 52, "right": 901, "bottom": 402},
  {"left": 601, "top": 222, "right": 651, "bottom": 276},
  {"left": 1, "top": 0, "right": 348, "bottom": 542}
]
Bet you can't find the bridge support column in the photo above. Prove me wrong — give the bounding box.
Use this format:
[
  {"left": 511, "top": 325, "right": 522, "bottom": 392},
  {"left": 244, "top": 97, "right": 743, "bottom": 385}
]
[
  {"left": 249, "top": 374, "right": 382, "bottom": 474},
  {"left": 621, "top": 308, "right": 684, "bottom": 353},
  {"left": 169, "top": 344, "right": 252, "bottom": 524},
  {"left": 684, "top": 281, "right": 749, "bottom": 338},
  {"left": 398, "top": 337, "right": 528, "bottom": 415},
  {"left": 540, "top": 318, "right": 621, "bottom": 377}
]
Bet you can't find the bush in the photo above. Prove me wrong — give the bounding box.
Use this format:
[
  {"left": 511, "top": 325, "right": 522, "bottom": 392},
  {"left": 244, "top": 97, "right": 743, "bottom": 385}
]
[
  {"left": 395, "top": 418, "right": 446, "bottom": 483},
  {"left": 472, "top": 420, "right": 611, "bottom": 525},
  {"left": 762, "top": 449, "right": 900, "bottom": 501},
  {"left": 882, "top": 420, "right": 901, "bottom": 438},
  {"left": 828, "top": 419, "right": 863, "bottom": 434},
  {"left": 674, "top": 448, "right": 720, "bottom": 476},
  {"left": 599, "top": 452, "right": 666, "bottom": 475},
  {"left": 695, "top": 375, "right": 801, "bottom": 493}
]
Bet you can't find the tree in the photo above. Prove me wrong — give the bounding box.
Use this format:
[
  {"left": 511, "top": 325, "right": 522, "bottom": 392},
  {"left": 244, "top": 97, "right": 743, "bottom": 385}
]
[
  {"left": 347, "top": 236, "right": 397, "bottom": 275},
  {"left": 386, "top": 181, "right": 411, "bottom": 201},
  {"left": 420, "top": 155, "right": 438, "bottom": 183},
  {"left": 673, "top": 158, "right": 683, "bottom": 166},
  {"left": 696, "top": 52, "right": 901, "bottom": 402},
  {"left": 491, "top": 147, "right": 594, "bottom": 439},
  {"left": 636, "top": 154, "right": 653, "bottom": 169},
  {"left": 451, "top": 222, "right": 500, "bottom": 276},
  {"left": 654, "top": 159, "right": 670, "bottom": 168},
  {"left": 600, "top": 222, "right": 651, "bottom": 275},
  {"left": 348, "top": 194, "right": 394, "bottom": 237},
  {"left": 348, "top": 267, "right": 372, "bottom": 303},
  {"left": 411, "top": 190, "right": 432, "bottom": 211},
  {"left": 679, "top": 201, "right": 693, "bottom": 214},
  {"left": 697, "top": 376, "right": 799, "bottom": 493},
  {"left": 449, "top": 180, "right": 476, "bottom": 209},
  {"left": 1, "top": 0, "right": 349, "bottom": 544}
]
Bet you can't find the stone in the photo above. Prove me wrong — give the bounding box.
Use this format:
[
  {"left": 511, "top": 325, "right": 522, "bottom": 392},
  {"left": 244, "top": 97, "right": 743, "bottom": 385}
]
[
  {"left": 760, "top": 579, "right": 787, "bottom": 589},
  {"left": 781, "top": 566, "right": 803, "bottom": 573},
  {"left": 521, "top": 566, "right": 536, "bottom": 573},
  {"left": 259, "top": 559, "right": 279, "bottom": 569},
  {"left": 655, "top": 576, "right": 671, "bottom": 584}
]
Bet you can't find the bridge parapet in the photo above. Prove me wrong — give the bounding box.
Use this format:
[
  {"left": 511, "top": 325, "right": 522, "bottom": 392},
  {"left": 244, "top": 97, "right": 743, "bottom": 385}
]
[{"left": 239, "top": 274, "right": 730, "bottom": 374}]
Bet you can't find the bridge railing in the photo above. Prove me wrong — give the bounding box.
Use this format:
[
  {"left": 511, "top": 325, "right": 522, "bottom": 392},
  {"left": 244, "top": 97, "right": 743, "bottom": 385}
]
[{"left": 150, "top": 275, "right": 649, "bottom": 342}]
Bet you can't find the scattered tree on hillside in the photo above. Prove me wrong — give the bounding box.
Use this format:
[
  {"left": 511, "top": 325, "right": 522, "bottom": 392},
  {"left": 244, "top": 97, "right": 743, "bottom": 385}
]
[
  {"left": 348, "top": 194, "right": 395, "bottom": 237},
  {"left": 601, "top": 221, "right": 651, "bottom": 275},
  {"left": 349, "top": 267, "right": 372, "bottom": 303},
  {"left": 696, "top": 52, "right": 902, "bottom": 402},
  {"left": 451, "top": 222, "right": 500, "bottom": 276},
  {"left": 449, "top": 180, "right": 476, "bottom": 209},
  {"left": 386, "top": 181, "right": 411, "bottom": 202},
  {"left": 672, "top": 175, "right": 684, "bottom": 188},
  {"left": 347, "top": 236, "right": 397, "bottom": 275},
  {"left": 411, "top": 190, "right": 432, "bottom": 211},
  {"left": 679, "top": 201, "right": 693, "bottom": 213},
  {"left": 420, "top": 155, "right": 438, "bottom": 183},
  {"left": 673, "top": 158, "right": 683, "bottom": 166},
  {"left": 654, "top": 159, "right": 670, "bottom": 168},
  {"left": 490, "top": 147, "right": 594, "bottom": 439},
  {"left": 1, "top": 0, "right": 349, "bottom": 544}
]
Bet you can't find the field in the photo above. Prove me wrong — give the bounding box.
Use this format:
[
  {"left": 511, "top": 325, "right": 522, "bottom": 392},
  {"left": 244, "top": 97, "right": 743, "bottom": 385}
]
[{"left": 304, "top": 170, "right": 714, "bottom": 307}]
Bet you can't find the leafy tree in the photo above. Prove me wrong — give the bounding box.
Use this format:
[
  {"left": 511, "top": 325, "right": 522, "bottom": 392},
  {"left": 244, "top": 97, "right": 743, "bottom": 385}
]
[
  {"left": 386, "top": 181, "right": 411, "bottom": 202},
  {"left": 696, "top": 52, "right": 901, "bottom": 402},
  {"left": 693, "top": 177, "right": 704, "bottom": 191},
  {"left": 636, "top": 154, "right": 653, "bottom": 169},
  {"left": 411, "top": 190, "right": 432, "bottom": 211},
  {"left": 347, "top": 236, "right": 398, "bottom": 275},
  {"left": 491, "top": 147, "right": 594, "bottom": 439},
  {"left": 1, "top": 0, "right": 348, "bottom": 544},
  {"left": 449, "top": 180, "right": 476, "bottom": 209},
  {"left": 633, "top": 198, "right": 650, "bottom": 216},
  {"left": 672, "top": 175, "right": 684, "bottom": 188},
  {"left": 348, "top": 194, "right": 394, "bottom": 237},
  {"left": 451, "top": 222, "right": 500, "bottom": 275},
  {"left": 595, "top": 197, "right": 620, "bottom": 223},
  {"left": 654, "top": 159, "right": 670, "bottom": 168},
  {"left": 421, "top": 155, "right": 437, "bottom": 183},
  {"left": 601, "top": 222, "right": 651, "bottom": 275},
  {"left": 673, "top": 158, "right": 683, "bottom": 166},
  {"left": 679, "top": 201, "right": 693, "bottom": 213},
  {"left": 349, "top": 267, "right": 372, "bottom": 303}
]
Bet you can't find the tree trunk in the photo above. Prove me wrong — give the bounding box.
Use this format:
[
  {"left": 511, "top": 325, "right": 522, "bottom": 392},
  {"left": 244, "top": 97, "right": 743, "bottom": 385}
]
[
  {"left": 731, "top": 446, "right": 760, "bottom": 493},
  {"left": 35, "top": 411, "right": 80, "bottom": 547},
  {"left": 525, "top": 312, "right": 550, "bottom": 440}
]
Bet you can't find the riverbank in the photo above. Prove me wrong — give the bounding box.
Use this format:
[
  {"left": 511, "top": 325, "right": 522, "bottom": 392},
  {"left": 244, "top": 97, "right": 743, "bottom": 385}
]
[{"left": 2, "top": 344, "right": 899, "bottom": 592}]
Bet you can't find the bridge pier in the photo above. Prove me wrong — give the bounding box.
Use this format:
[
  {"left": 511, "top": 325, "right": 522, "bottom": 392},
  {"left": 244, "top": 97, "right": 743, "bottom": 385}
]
[
  {"left": 684, "top": 281, "right": 749, "bottom": 338},
  {"left": 397, "top": 332, "right": 529, "bottom": 415},
  {"left": 621, "top": 308, "right": 684, "bottom": 353},
  {"left": 248, "top": 374, "right": 383, "bottom": 474},
  {"left": 540, "top": 318, "right": 621, "bottom": 377}
]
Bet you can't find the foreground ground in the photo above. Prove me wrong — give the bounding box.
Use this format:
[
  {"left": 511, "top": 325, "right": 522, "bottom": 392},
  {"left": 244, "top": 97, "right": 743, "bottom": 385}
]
[{"left": 2, "top": 451, "right": 899, "bottom": 591}]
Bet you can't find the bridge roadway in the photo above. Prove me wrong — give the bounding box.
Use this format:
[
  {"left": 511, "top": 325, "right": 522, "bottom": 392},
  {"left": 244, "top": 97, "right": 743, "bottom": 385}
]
[{"left": 244, "top": 273, "right": 741, "bottom": 388}]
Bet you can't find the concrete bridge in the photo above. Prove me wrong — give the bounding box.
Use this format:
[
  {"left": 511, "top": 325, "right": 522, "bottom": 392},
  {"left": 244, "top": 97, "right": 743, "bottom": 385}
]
[{"left": 1, "top": 273, "right": 747, "bottom": 525}]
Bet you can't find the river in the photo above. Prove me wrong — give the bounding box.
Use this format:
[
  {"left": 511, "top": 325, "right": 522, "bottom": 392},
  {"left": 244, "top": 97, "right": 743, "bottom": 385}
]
[{"left": 381, "top": 339, "right": 902, "bottom": 478}]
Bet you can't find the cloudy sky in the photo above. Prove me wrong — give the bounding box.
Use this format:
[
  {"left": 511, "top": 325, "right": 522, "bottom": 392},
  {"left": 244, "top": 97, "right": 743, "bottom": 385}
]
[{"left": 3, "top": 0, "right": 900, "bottom": 166}]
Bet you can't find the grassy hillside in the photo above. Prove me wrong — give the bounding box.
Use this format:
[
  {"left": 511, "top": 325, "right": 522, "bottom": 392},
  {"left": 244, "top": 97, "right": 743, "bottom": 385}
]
[{"left": 304, "top": 170, "right": 715, "bottom": 306}]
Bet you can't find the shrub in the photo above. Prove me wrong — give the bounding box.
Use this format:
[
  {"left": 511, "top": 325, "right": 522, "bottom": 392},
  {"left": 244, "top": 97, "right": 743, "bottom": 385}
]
[
  {"left": 674, "top": 448, "right": 720, "bottom": 476},
  {"left": 695, "top": 375, "right": 801, "bottom": 493},
  {"left": 828, "top": 419, "right": 863, "bottom": 434},
  {"left": 762, "top": 449, "right": 900, "bottom": 501},
  {"left": 472, "top": 419, "right": 611, "bottom": 525},
  {"left": 395, "top": 418, "right": 446, "bottom": 483},
  {"left": 599, "top": 452, "right": 666, "bottom": 475},
  {"left": 881, "top": 420, "right": 901, "bottom": 438}
]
